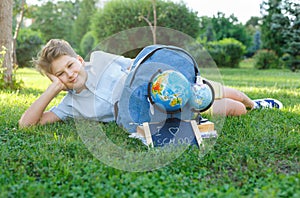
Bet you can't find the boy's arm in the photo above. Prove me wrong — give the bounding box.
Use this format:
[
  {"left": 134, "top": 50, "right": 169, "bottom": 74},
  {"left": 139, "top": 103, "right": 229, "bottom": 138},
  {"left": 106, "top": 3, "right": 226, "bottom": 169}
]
[{"left": 19, "top": 79, "right": 65, "bottom": 128}]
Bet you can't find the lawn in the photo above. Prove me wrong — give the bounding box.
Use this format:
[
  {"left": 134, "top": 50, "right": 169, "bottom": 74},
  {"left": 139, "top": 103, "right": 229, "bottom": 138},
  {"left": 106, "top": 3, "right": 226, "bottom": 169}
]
[{"left": 0, "top": 66, "right": 299, "bottom": 197}]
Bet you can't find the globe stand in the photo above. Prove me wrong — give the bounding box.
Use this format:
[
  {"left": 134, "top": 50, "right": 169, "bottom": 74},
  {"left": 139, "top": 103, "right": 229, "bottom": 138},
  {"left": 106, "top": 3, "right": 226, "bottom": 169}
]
[
  {"left": 136, "top": 118, "right": 203, "bottom": 148},
  {"left": 135, "top": 109, "right": 217, "bottom": 148},
  {"left": 137, "top": 70, "right": 217, "bottom": 148},
  {"left": 189, "top": 108, "right": 217, "bottom": 140},
  {"left": 193, "top": 110, "right": 208, "bottom": 125}
]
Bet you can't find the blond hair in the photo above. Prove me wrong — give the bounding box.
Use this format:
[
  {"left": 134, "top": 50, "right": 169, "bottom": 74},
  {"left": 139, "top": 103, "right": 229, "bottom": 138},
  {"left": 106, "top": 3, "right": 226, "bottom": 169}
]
[{"left": 33, "top": 39, "right": 77, "bottom": 74}]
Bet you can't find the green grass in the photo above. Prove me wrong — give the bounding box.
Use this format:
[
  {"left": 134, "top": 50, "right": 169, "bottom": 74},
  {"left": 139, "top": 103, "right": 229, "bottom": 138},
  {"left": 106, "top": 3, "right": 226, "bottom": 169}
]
[{"left": 1, "top": 67, "right": 299, "bottom": 197}]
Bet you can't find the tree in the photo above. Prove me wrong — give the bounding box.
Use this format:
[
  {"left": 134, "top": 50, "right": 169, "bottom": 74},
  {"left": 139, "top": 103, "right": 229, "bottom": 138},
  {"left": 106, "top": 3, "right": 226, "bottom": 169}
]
[
  {"left": 245, "top": 16, "right": 261, "bottom": 27},
  {"left": 16, "top": 28, "right": 44, "bottom": 67},
  {"left": 72, "top": 0, "right": 96, "bottom": 49},
  {"left": 12, "top": 0, "right": 27, "bottom": 66},
  {"left": 199, "top": 13, "right": 252, "bottom": 51},
  {"left": 244, "top": 16, "right": 262, "bottom": 57},
  {"left": 0, "top": 0, "right": 13, "bottom": 86},
  {"left": 211, "top": 12, "right": 252, "bottom": 48},
  {"left": 261, "top": 0, "right": 300, "bottom": 70},
  {"left": 253, "top": 30, "right": 261, "bottom": 52},
  {"left": 91, "top": 0, "right": 200, "bottom": 42},
  {"left": 281, "top": 0, "right": 300, "bottom": 71},
  {"left": 198, "top": 16, "right": 215, "bottom": 42},
  {"left": 139, "top": 0, "right": 157, "bottom": 44},
  {"left": 260, "top": 0, "right": 286, "bottom": 56},
  {"left": 30, "top": 1, "right": 80, "bottom": 46}
]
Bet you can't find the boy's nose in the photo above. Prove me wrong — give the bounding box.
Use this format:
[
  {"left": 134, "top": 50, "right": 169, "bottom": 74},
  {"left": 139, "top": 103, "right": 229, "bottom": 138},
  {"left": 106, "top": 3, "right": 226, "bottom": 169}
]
[{"left": 66, "top": 69, "right": 73, "bottom": 78}]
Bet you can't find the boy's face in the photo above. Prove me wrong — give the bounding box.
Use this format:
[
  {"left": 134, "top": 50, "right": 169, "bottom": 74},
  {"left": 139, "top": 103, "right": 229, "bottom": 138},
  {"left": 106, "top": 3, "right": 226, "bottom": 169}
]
[{"left": 51, "top": 55, "right": 87, "bottom": 92}]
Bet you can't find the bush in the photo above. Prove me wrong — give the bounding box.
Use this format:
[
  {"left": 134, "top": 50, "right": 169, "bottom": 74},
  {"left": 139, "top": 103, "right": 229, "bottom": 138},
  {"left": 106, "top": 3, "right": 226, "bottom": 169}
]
[
  {"left": 253, "top": 49, "right": 280, "bottom": 69},
  {"left": 91, "top": 0, "right": 200, "bottom": 42},
  {"left": 207, "top": 38, "right": 246, "bottom": 68},
  {"left": 16, "top": 29, "right": 44, "bottom": 68},
  {"left": 79, "top": 31, "right": 98, "bottom": 57},
  {"left": 281, "top": 53, "right": 300, "bottom": 72}
]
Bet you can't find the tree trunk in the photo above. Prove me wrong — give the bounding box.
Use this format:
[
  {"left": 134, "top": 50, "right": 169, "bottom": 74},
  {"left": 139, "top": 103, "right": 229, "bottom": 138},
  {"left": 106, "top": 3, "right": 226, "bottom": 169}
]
[
  {"left": 140, "top": 0, "right": 157, "bottom": 45},
  {"left": 0, "top": 0, "right": 13, "bottom": 84},
  {"left": 152, "top": 0, "right": 157, "bottom": 44},
  {"left": 13, "top": 0, "right": 26, "bottom": 66}
]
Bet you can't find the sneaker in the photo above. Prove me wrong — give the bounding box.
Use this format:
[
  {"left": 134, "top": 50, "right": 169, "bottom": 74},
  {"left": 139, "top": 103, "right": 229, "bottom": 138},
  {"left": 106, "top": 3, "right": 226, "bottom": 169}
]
[{"left": 253, "top": 98, "right": 283, "bottom": 109}]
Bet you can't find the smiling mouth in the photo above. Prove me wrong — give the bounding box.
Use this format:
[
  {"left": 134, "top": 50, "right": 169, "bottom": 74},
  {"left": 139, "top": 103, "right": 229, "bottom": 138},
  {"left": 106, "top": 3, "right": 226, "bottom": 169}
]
[{"left": 70, "top": 76, "right": 78, "bottom": 83}]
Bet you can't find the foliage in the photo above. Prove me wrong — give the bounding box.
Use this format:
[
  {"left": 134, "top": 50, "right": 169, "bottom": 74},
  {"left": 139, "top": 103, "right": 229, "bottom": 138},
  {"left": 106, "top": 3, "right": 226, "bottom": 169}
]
[
  {"left": 207, "top": 38, "right": 246, "bottom": 68},
  {"left": 16, "top": 28, "right": 44, "bottom": 68},
  {"left": 244, "top": 16, "right": 263, "bottom": 57},
  {"left": 245, "top": 16, "right": 261, "bottom": 27},
  {"left": 1, "top": 68, "right": 299, "bottom": 197},
  {"left": 279, "top": 0, "right": 300, "bottom": 71},
  {"left": 91, "top": 0, "right": 200, "bottom": 42},
  {"left": 12, "top": 0, "right": 28, "bottom": 31},
  {"left": 260, "top": 0, "right": 285, "bottom": 56},
  {"left": 0, "top": 46, "right": 23, "bottom": 90},
  {"left": 72, "top": 0, "right": 97, "bottom": 48},
  {"left": 253, "top": 31, "right": 261, "bottom": 52},
  {"left": 154, "top": 0, "right": 200, "bottom": 37},
  {"left": 79, "top": 31, "right": 98, "bottom": 57},
  {"left": 281, "top": 54, "right": 300, "bottom": 72},
  {"left": 199, "top": 13, "right": 252, "bottom": 51},
  {"left": 241, "top": 30, "right": 262, "bottom": 58},
  {"left": 260, "top": 0, "right": 300, "bottom": 71},
  {"left": 30, "top": 1, "right": 80, "bottom": 47},
  {"left": 253, "top": 49, "right": 280, "bottom": 69}
]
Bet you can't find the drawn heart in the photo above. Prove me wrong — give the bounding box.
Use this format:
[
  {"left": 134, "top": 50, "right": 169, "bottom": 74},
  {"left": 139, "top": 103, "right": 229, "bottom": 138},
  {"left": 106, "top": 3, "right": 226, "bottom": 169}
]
[{"left": 169, "top": 127, "right": 180, "bottom": 136}]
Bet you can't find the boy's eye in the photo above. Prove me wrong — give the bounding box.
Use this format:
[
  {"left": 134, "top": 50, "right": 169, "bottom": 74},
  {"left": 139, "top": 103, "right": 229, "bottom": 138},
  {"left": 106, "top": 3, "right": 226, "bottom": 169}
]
[
  {"left": 56, "top": 72, "right": 64, "bottom": 77},
  {"left": 68, "top": 63, "right": 73, "bottom": 68}
]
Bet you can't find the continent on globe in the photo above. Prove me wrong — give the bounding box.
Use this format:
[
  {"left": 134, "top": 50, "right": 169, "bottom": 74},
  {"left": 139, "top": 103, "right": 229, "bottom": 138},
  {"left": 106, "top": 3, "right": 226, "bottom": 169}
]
[
  {"left": 189, "top": 82, "right": 213, "bottom": 112},
  {"left": 150, "top": 70, "right": 191, "bottom": 113}
]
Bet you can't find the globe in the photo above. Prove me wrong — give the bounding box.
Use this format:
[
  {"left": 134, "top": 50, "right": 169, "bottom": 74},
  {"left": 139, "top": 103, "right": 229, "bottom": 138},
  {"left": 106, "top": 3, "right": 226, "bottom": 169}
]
[
  {"left": 189, "top": 83, "right": 213, "bottom": 112},
  {"left": 150, "top": 70, "right": 191, "bottom": 113}
]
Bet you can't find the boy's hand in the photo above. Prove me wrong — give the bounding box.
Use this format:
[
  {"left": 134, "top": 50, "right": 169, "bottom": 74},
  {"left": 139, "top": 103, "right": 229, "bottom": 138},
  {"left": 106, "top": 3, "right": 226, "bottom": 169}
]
[{"left": 46, "top": 73, "right": 68, "bottom": 91}]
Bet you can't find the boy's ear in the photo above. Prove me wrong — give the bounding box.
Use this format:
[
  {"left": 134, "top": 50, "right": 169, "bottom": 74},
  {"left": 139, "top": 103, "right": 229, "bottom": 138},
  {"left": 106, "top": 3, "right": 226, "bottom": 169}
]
[{"left": 77, "top": 55, "right": 84, "bottom": 64}]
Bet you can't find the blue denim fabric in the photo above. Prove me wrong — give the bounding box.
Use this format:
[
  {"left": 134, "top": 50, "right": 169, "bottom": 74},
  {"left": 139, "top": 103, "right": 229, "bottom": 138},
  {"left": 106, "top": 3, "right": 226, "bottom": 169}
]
[{"left": 117, "top": 45, "right": 198, "bottom": 132}]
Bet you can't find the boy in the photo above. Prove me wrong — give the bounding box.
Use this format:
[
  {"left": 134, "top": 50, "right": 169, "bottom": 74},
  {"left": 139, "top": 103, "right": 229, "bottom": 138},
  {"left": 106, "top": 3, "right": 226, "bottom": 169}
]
[{"left": 19, "top": 39, "right": 283, "bottom": 128}]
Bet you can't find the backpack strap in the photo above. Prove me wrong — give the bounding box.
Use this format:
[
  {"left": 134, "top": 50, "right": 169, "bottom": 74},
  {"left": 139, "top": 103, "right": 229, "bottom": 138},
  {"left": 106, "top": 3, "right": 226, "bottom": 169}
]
[
  {"left": 131, "top": 45, "right": 165, "bottom": 70},
  {"left": 129, "top": 45, "right": 199, "bottom": 87}
]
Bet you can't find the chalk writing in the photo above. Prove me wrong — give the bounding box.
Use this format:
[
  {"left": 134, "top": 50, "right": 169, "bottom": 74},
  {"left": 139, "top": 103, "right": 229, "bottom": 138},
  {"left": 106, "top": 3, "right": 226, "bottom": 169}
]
[{"left": 148, "top": 118, "right": 199, "bottom": 147}]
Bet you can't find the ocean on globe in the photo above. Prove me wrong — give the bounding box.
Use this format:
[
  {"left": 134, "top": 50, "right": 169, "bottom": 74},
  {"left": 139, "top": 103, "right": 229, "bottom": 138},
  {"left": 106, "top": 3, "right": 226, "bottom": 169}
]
[
  {"left": 150, "top": 70, "right": 191, "bottom": 113},
  {"left": 189, "top": 83, "right": 213, "bottom": 111}
]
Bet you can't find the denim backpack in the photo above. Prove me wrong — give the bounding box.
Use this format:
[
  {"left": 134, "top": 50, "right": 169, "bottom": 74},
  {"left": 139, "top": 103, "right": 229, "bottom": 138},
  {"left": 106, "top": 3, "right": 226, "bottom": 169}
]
[{"left": 116, "top": 45, "right": 200, "bottom": 132}]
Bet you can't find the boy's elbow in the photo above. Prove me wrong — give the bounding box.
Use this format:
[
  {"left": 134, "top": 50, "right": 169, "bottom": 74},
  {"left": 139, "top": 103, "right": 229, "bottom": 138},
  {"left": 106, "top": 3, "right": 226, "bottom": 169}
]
[
  {"left": 18, "top": 116, "right": 38, "bottom": 128},
  {"left": 18, "top": 119, "right": 33, "bottom": 128},
  {"left": 18, "top": 112, "right": 60, "bottom": 128},
  {"left": 18, "top": 120, "right": 27, "bottom": 128}
]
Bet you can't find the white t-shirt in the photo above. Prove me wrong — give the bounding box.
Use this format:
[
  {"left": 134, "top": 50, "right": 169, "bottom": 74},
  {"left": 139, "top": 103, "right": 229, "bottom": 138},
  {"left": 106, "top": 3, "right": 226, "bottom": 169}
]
[{"left": 50, "top": 51, "right": 133, "bottom": 122}]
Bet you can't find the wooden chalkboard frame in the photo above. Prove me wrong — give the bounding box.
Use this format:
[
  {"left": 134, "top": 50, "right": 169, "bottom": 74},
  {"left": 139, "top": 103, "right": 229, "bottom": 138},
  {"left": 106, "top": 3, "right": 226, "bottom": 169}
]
[{"left": 142, "top": 118, "right": 203, "bottom": 148}]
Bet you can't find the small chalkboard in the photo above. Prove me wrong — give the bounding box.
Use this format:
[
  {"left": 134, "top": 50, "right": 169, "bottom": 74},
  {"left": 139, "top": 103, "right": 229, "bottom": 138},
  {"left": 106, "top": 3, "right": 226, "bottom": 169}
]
[{"left": 142, "top": 118, "right": 202, "bottom": 148}]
